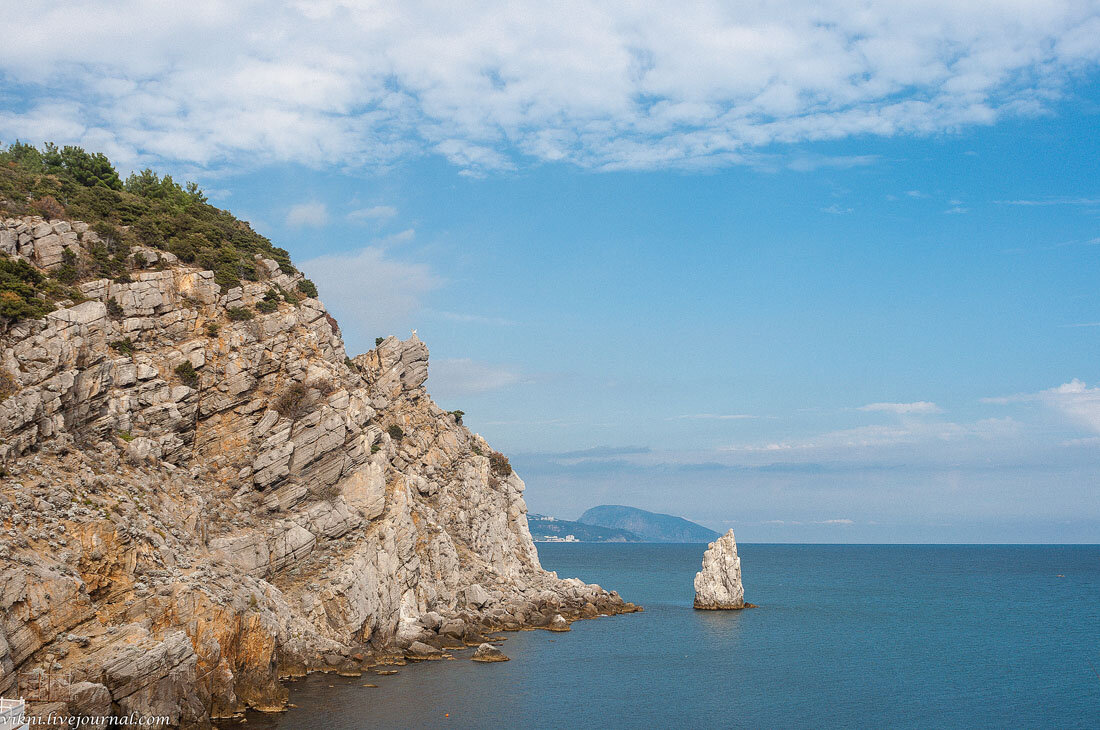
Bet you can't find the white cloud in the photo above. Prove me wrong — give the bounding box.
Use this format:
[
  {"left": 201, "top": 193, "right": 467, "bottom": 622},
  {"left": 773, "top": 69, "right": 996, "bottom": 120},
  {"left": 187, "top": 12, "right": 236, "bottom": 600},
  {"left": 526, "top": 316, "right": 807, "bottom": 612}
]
[
  {"left": 669, "top": 413, "right": 755, "bottom": 421},
  {"left": 432, "top": 310, "right": 517, "bottom": 326},
  {"left": 821, "top": 204, "right": 853, "bottom": 215},
  {"left": 285, "top": 202, "right": 328, "bottom": 227},
  {"left": 815, "top": 518, "right": 854, "bottom": 525},
  {"left": 2, "top": 1, "right": 1099, "bottom": 173},
  {"left": 373, "top": 228, "right": 416, "bottom": 248},
  {"left": 995, "top": 198, "right": 1100, "bottom": 206},
  {"left": 300, "top": 246, "right": 441, "bottom": 351},
  {"left": 348, "top": 205, "right": 398, "bottom": 222},
  {"left": 858, "top": 401, "right": 942, "bottom": 414},
  {"left": 985, "top": 379, "right": 1100, "bottom": 433},
  {"left": 428, "top": 358, "right": 522, "bottom": 397},
  {"left": 723, "top": 417, "right": 1018, "bottom": 452}
]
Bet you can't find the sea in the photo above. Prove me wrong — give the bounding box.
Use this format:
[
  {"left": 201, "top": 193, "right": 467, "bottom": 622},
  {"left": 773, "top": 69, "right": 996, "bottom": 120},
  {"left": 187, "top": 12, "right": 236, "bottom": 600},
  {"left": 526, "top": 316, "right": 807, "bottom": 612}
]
[{"left": 235, "top": 544, "right": 1100, "bottom": 728}]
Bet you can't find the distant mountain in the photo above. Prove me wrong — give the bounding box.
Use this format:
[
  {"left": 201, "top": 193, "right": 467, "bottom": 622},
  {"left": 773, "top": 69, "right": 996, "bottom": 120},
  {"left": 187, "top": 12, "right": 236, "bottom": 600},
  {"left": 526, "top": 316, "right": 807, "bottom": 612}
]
[
  {"left": 527, "top": 514, "right": 642, "bottom": 542},
  {"left": 578, "top": 505, "right": 719, "bottom": 543}
]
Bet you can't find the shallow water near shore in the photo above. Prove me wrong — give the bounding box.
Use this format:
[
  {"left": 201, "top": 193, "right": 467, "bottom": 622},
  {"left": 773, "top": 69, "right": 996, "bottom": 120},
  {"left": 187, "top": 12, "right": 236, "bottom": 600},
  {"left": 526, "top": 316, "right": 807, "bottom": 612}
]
[{"left": 234, "top": 544, "right": 1100, "bottom": 728}]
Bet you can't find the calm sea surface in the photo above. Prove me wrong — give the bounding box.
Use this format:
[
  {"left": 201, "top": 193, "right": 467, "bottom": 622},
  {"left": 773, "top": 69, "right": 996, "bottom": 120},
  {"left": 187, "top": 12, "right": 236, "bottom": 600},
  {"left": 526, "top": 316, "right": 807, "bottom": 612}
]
[{"left": 238, "top": 544, "right": 1100, "bottom": 728}]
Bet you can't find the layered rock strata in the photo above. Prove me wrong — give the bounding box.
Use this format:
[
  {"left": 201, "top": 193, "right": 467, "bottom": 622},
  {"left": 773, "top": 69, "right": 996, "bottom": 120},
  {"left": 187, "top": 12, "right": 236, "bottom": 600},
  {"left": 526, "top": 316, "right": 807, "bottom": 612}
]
[
  {"left": 0, "top": 215, "right": 638, "bottom": 728},
  {"left": 693, "top": 529, "right": 746, "bottom": 609}
]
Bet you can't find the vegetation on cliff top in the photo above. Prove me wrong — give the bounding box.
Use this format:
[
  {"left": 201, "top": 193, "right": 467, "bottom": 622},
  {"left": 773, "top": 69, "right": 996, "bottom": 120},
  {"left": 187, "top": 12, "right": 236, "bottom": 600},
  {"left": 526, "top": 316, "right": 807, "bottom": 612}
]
[{"left": 0, "top": 141, "right": 317, "bottom": 323}]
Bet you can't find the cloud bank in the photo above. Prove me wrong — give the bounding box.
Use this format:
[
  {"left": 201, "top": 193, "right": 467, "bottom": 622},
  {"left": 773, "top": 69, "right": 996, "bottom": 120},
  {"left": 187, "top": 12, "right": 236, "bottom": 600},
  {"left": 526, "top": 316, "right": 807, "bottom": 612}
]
[
  {"left": 2, "top": 1, "right": 1099, "bottom": 173},
  {"left": 858, "top": 401, "right": 942, "bottom": 414}
]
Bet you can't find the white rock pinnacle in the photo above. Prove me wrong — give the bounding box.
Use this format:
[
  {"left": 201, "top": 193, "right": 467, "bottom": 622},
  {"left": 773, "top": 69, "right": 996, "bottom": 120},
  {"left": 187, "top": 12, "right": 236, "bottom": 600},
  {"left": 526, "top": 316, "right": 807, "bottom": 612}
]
[{"left": 693, "top": 529, "right": 746, "bottom": 609}]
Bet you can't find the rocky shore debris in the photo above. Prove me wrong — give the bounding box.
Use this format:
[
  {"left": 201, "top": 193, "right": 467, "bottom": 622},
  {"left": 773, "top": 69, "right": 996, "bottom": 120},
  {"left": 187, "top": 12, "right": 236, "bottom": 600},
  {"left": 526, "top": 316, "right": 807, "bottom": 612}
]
[{"left": 693, "top": 529, "right": 748, "bottom": 609}]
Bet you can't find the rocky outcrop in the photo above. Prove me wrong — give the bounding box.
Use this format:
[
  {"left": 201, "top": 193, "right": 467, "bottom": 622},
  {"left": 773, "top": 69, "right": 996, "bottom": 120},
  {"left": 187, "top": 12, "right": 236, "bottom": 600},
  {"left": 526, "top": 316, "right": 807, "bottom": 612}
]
[
  {"left": 471, "top": 643, "right": 509, "bottom": 662},
  {"left": 693, "top": 529, "right": 746, "bottom": 610},
  {"left": 0, "top": 215, "right": 639, "bottom": 728}
]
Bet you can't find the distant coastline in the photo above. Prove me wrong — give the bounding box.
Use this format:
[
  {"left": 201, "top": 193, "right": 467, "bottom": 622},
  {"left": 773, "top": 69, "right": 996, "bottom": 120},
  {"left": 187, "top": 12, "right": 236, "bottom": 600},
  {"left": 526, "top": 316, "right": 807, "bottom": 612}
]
[{"left": 529, "top": 505, "right": 718, "bottom": 543}]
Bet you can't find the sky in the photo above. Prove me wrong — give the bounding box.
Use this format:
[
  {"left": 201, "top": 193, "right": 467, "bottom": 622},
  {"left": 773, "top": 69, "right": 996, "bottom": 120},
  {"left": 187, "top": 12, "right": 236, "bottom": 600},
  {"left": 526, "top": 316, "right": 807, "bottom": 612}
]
[{"left": 2, "top": 0, "right": 1099, "bottom": 542}]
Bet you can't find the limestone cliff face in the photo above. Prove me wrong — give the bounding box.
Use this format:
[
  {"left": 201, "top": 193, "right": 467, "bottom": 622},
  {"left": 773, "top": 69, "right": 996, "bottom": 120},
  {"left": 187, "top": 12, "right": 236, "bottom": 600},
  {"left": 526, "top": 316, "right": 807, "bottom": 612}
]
[
  {"left": 0, "top": 215, "right": 636, "bottom": 728},
  {"left": 693, "top": 529, "right": 745, "bottom": 610}
]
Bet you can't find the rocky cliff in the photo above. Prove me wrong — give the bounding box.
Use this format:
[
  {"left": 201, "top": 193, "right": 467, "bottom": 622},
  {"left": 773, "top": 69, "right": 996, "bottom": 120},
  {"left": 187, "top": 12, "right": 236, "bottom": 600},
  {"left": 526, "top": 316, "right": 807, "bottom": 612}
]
[{"left": 0, "top": 214, "right": 636, "bottom": 727}]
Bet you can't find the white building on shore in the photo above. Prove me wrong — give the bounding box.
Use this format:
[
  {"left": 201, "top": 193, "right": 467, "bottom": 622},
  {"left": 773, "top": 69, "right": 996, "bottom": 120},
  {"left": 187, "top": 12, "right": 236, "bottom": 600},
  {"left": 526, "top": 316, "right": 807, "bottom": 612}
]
[{"left": 0, "top": 698, "right": 28, "bottom": 730}]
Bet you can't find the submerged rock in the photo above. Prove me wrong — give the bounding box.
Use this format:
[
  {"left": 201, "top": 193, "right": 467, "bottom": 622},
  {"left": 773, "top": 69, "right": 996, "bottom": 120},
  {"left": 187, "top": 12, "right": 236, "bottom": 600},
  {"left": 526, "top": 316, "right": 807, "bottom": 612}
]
[
  {"left": 693, "top": 529, "right": 746, "bottom": 609},
  {"left": 471, "top": 643, "right": 509, "bottom": 662}
]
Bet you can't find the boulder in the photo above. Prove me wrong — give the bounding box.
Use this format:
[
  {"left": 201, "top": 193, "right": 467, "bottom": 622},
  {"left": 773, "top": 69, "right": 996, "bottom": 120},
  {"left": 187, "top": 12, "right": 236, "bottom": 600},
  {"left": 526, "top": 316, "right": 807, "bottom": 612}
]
[
  {"left": 66, "top": 681, "right": 112, "bottom": 728},
  {"left": 547, "top": 614, "right": 570, "bottom": 632},
  {"left": 471, "top": 643, "right": 509, "bottom": 662},
  {"left": 693, "top": 529, "right": 746, "bottom": 609},
  {"left": 406, "top": 641, "right": 443, "bottom": 660}
]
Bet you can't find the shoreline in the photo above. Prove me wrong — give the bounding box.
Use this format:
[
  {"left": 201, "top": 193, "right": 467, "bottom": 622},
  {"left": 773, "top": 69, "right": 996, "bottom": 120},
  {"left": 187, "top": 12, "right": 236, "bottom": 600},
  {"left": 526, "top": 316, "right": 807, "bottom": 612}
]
[{"left": 213, "top": 602, "right": 643, "bottom": 726}]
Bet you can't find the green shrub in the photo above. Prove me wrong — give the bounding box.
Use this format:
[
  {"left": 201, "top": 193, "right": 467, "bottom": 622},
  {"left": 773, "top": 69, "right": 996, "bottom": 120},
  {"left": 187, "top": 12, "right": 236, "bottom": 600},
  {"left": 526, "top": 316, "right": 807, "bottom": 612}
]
[
  {"left": 174, "top": 361, "right": 199, "bottom": 387},
  {"left": 0, "top": 142, "right": 300, "bottom": 309},
  {"left": 206, "top": 323, "right": 220, "bottom": 337},
  {"left": 105, "top": 298, "right": 124, "bottom": 319},
  {"left": 109, "top": 338, "right": 135, "bottom": 356},
  {"left": 450, "top": 410, "right": 465, "bottom": 425},
  {"left": 279, "top": 287, "right": 299, "bottom": 306},
  {"left": 116, "top": 430, "right": 135, "bottom": 442},
  {"left": 387, "top": 424, "right": 404, "bottom": 441},
  {"left": 255, "top": 298, "right": 278, "bottom": 313},
  {"left": 0, "top": 254, "right": 55, "bottom": 322},
  {"left": 375, "top": 337, "right": 384, "bottom": 347},
  {"left": 226, "top": 307, "right": 253, "bottom": 321},
  {"left": 370, "top": 443, "right": 381, "bottom": 455},
  {"left": 54, "top": 248, "right": 80, "bottom": 285},
  {"left": 297, "top": 279, "right": 318, "bottom": 298}
]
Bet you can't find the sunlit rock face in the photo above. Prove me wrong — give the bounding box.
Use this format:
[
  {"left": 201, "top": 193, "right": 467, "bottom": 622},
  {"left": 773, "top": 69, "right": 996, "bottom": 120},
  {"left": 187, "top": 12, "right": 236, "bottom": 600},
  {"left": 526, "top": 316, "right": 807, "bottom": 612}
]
[
  {"left": 693, "top": 530, "right": 745, "bottom": 610},
  {"left": 0, "top": 214, "right": 637, "bottom": 729}
]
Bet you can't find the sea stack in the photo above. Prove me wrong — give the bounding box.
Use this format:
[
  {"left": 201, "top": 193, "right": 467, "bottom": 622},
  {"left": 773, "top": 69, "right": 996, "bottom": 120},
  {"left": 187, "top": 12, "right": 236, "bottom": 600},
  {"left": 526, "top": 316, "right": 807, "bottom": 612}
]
[{"left": 693, "top": 529, "right": 746, "bottom": 609}]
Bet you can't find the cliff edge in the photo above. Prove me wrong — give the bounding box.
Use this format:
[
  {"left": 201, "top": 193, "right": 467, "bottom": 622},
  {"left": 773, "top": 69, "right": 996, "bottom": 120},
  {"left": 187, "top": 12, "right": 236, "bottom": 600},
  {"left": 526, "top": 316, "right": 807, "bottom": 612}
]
[{"left": 0, "top": 214, "right": 637, "bottom": 728}]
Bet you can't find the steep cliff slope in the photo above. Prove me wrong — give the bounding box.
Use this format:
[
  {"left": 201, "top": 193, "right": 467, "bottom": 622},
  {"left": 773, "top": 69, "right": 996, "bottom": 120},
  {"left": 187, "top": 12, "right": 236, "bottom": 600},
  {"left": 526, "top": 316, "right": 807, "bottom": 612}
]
[{"left": 0, "top": 214, "right": 636, "bottom": 727}]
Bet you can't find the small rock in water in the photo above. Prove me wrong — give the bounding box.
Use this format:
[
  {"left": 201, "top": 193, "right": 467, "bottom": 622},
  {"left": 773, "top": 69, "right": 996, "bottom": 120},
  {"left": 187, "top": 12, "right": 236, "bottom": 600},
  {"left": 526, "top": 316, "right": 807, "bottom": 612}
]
[
  {"left": 471, "top": 643, "right": 510, "bottom": 662},
  {"left": 693, "top": 529, "right": 747, "bottom": 610}
]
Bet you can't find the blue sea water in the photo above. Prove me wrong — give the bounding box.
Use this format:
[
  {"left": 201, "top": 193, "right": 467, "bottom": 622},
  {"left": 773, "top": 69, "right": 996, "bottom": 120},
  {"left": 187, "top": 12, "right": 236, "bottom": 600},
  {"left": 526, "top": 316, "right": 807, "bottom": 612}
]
[{"left": 239, "top": 544, "right": 1100, "bottom": 728}]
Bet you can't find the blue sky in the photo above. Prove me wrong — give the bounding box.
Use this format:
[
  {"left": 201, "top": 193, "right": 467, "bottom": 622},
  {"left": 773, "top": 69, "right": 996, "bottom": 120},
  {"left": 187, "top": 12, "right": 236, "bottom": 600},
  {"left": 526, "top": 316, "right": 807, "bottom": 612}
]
[{"left": 3, "top": 0, "right": 1099, "bottom": 541}]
